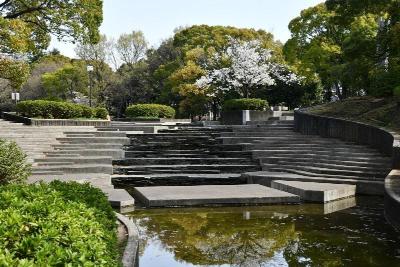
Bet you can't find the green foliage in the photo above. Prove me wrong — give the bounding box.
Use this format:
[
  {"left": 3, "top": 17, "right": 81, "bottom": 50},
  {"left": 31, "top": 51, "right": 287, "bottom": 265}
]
[
  {"left": 0, "top": 139, "right": 31, "bottom": 185},
  {"left": 94, "top": 107, "right": 109, "bottom": 119},
  {"left": 16, "top": 100, "right": 108, "bottom": 119},
  {"left": 126, "top": 104, "right": 175, "bottom": 119},
  {"left": 394, "top": 86, "right": 400, "bottom": 103},
  {"left": 222, "top": 98, "right": 268, "bottom": 111},
  {"left": 41, "top": 62, "right": 89, "bottom": 100},
  {"left": 0, "top": 58, "right": 30, "bottom": 90},
  {"left": 0, "top": 181, "right": 118, "bottom": 266},
  {"left": 0, "top": 0, "right": 103, "bottom": 56}
]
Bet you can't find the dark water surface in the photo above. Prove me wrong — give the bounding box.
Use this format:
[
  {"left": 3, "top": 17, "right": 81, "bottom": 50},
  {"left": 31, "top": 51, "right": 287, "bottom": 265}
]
[{"left": 128, "top": 197, "right": 400, "bottom": 267}]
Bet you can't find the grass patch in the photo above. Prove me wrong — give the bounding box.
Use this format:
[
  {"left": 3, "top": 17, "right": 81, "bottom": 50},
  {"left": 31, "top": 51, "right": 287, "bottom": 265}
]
[{"left": 308, "top": 96, "right": 400, "bottom": 132}]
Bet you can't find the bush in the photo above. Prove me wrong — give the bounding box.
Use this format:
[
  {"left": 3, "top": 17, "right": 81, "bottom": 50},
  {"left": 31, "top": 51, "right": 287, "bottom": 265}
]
[
  {"left": 0, "top": 181, "right": 119, "bottom": 266},
  {"left": 222, "top": 98, "right": 268, "bottom": 111},
  {"left": 393, "top": 86, "right": 400, "bottom": 104},
  {"left": 125, "top": 104, "right": 175, "bottom": 119},
  {"left": 16, "top": 100, "right": 109, "bottom": 119},
  {"left": 94, "top": 107, "right": 109, "bottom": 119},
  {"left": 0, "top": 139, "right": 31, "bottom": 185}
]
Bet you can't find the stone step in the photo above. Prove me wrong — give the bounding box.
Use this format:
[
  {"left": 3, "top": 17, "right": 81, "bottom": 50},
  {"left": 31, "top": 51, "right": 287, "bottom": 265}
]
[
  {"left": 113, "top": 157, "right": 254, "bottom": 165},
  {"left": 35, "top": 156, "right": 113, "bottom": 165},
  {"left": 52, "top": 143, "right": 124, "bottom": 150},
  {"left": 243, "top": 171, "right": 384, "bottom": 195},
  {"left": 45, "top": 149, "right": 124, "bottom": 159},
  {"left": 271, "top": 180, "right": 356, "bottom": 203},
  {"left": 35, "top": 161, "right": 75, "bottom": 166},
  {"left": 255, "top": 153, "right": 390, "bottom": 163},
  {"left": 260, "top": 157, "right": 392, "bottom": 168},
  {"left": 263, "top": 166, "right": 385, "bottom": 181},
  {"left": 57, "top": 137, "right": 129, "bottom": 145},
  {"left": 111, "top": 173, "right": 245, "bottom": 187},
  {"left": 123, "top": 151, "right": 252, "bottom": 158},
  {"left": 261, "top": 160, "right": 390, "bottom": 172},
  {"left": 114, "top": 164, "right": 260, "bottom": 174},
  {"left": 263, "top": 164, "right": 387, "bottom": 179},
  {"left": 132, "top": 184, "right": 300, "bottom": 207},
  {"left": 251, "top": 149, "right": 383, "bottom": 158},
  {"left": 33, "top": 164, "right": 113, "bottom": 174}
]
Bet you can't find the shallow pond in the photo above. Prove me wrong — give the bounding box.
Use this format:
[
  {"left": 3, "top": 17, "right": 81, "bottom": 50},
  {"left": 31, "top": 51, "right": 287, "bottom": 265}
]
[{"left": 128, "top": 197, "right": 400, "bottom": 267}]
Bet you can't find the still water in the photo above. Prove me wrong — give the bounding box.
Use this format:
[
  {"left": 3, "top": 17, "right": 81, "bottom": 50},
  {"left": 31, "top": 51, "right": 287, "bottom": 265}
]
[{"left": 128, "top": 197, "right": 400, "bottom": 267}]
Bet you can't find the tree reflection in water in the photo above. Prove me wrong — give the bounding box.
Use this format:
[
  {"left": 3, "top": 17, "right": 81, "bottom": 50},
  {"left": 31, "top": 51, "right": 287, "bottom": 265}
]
[
  {"left": 129, "top": 199, "right": 400, "bottom": 267},
  {"left": 133, "top": 208, "right": 298, "bottom": 266}
]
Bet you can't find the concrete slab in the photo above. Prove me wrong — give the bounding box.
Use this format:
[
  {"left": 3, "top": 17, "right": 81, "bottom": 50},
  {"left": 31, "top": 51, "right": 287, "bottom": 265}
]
[
  {"left": 103, "top": 188, "right": 135, "bottom": 213},
  {"left": 132, "top": 184, "right": 300, "bottom": 207},
  {"left": 271, "top": 180, "right": 356, "bottom": 203}
]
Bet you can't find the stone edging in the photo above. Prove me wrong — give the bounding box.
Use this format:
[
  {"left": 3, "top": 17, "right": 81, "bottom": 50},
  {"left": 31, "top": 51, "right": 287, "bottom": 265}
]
[
  {"left": 294, "top": 109, "right": 400, "bottom": 231},
  {"left": 1, "top": 112, "right": 110, "bottom": 127},
  {"left": 116, "top": 213, "right": 139, "bottom": 267}
]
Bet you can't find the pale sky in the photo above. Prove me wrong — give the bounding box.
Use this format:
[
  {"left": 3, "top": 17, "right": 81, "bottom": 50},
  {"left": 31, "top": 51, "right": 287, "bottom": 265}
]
[{"left": 51, "top": 0, "right": 323, "bottom": 58}]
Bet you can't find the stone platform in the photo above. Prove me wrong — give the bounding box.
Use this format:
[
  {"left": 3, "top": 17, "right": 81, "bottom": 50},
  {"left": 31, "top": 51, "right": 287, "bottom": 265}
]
[
  {"left": 271, "top": 180, "right": 356, "bottom": 203},
  {"left": 132, "top": 184, "right": 300, "bottom": 207}
]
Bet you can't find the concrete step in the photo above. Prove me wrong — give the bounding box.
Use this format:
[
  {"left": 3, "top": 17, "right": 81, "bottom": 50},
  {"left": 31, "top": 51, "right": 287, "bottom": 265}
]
[
  {"left": 255, "top": 153, "right": 391, "bottom": 163},
  {"left": 243, "top": 171, "right": 384, "bottom": 195},
  {"left": 113, "top": 157, "right": 254, "bottom": 165},
  {"left": 251, "top": 149, "right": 383, "bottom": 158},
  {"left": 111, "top": 173, "right": 245, "bottom": 187},
  {"left": 132, "top": 184, "right": 300, "bottom": 207},
  {"left": 263, "top": 164, "right": 387, "bottom": 179},
  {"left": 57, "top": 137, "right": 129, "bottom": 144},
  {"left": 35, "top": 156, "right": 113, "bottom": 165},
  {"left": 33, "top": 164, "right": 113, "bottom": 174},
  {"left": 114, "top": 164, "right": 260, "bottom": 174},
  {"left": 262, "top": 166, "right": 385, "bottom": 181},
  {"left": 45, "top": 149, "right": 124, "bottom": 159},
  {"left": 260, "top": 157, "right": 392, "bottom": 168},
  {"left": 271, "top": 180, "right": 356, "bottom": 203},
  {"left": 261, "top": 160, "right": 390, "bottom": 173}
]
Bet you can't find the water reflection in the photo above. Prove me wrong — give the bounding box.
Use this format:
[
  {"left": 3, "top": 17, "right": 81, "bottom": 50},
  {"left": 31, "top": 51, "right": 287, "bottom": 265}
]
[{"left": 129, "top": 197, "right": 400, "bottom": 267}]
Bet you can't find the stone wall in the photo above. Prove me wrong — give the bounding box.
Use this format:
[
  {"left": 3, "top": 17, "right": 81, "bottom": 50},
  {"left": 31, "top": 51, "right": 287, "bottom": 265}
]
[
  {"left": 294, "top": 109, "right": 400, "bottom": 231},
  {"left": 221, "top": 110, "right": 273, "bottom": 125},
  {"left": 1, "top": 112, "right": 110, "bottom": 127}
]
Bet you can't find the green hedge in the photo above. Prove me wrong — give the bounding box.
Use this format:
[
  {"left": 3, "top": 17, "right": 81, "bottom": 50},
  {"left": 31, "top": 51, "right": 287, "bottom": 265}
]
[
  {"left": 16, "top": 100, "right": 109, "bottom": 119},
  {"left": 125, "top": 104, "right": 175, "bottom": 119},
  {"left": 0, "top": 139, "right": 31, "bottom": 185},
  {"left": 222, "top": 98, "right": 268, "bottom": 111},
  {"left": 0, "top": 181, "right": 119, "bottom": 266}
]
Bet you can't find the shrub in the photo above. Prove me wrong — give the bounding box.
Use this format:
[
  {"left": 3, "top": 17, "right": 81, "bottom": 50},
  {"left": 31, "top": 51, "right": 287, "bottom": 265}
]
[
  {"left": 79, "top": 105, "right": 95, "bottom": 118},
  {"left": 393, "top": 86, "right": 400, "bottom": 104},
  {"left": 94, "top": 107, "right": 109, "bottom": 119},
  {"left": 222, "top": 98, "right": 268, "bottom": 111},
  {"left": 0, "top": 181, "right": 119, "bottom": 266},
  {"left": 125, "top": 104, "right": 175, "bottom": 119},
  {"left": 0, "top": 139, "right": 31, "bottom": 185},
  {"left": 16, "top": 100, "right": 109, "bottom": 119}
]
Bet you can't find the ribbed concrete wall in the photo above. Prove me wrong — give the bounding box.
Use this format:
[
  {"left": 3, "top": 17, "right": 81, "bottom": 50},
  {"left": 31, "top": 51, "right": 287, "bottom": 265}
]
[{"left": 294, "top": 109, "right": 400, "bottom": 231}]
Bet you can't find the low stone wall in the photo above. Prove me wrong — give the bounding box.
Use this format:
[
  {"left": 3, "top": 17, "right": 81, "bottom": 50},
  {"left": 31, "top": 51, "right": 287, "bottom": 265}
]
[
  {"left": 1, "top": 112, "right": 110, "bottom": 127},
  {"left": 294, "top": 109, "right": 400, "bottom": 231},
  {"left": 221, "top": 110, "right": 273, "bottom": 125},
  {"left": 116, "top": 213, "right": 139, "bottom": 267}
]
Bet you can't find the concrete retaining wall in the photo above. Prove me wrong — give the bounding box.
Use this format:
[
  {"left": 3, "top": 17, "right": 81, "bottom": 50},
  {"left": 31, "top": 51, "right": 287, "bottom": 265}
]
[
  {"left": 221, "top": 110, "right": 273, "bottom": 125},
  {"left": 294, "top": 109, "right": 400, "bottom": 231},
  {"left": 1, "top": 112, "right": 110, "bottom": 127}
]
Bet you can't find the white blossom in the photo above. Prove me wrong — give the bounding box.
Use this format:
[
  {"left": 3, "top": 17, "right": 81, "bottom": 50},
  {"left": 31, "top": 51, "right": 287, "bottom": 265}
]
[{"left": 196, "top": 37, "right": 301, "bottom": 97}]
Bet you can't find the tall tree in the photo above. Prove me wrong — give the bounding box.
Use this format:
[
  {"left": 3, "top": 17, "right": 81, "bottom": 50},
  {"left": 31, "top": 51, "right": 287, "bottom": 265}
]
[
  {"left": 0, "top": 0, "right": 103, "bottom": 55},
  {"left": 116, "top": 31, "right": 148, "bottom": 67}
]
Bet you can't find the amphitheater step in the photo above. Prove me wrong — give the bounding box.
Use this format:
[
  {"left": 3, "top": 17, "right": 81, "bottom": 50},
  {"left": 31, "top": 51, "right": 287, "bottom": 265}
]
[
  {"left": 132, "top": 184, "right": 300, "bottom": 207},
  {"left": 243, "top": 171, "right": 384, "bottom": 195},
  {"left": 271, "top": 180, "right": 356, "bottom": 203},
  {"left": 111, "top": 173, "right": 245, "bottom": 187}
]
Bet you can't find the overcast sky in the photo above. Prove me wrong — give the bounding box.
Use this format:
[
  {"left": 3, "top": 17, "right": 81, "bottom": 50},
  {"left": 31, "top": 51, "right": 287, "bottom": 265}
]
[{"left": 51, "top": 0, "right": 323, "bottom": 58}]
